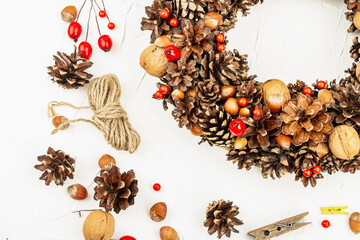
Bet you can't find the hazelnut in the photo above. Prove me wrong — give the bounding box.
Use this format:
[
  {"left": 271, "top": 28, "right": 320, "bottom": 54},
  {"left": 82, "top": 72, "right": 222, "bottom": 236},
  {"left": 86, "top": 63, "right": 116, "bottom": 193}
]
[
  {"left": 98, "top": 154, "right": 116, "bottom": 170},
  {"left": 354, "top": 11, "right": 360, "bottom": 30},
  {"left": 315, "top": 143, "right": 329, "bottom": 159},
  {"left": 356, "top": 62, "right": 360, "bottom": 79},
  {"left": 276, "top": 135, "right": 292, "bottom": 150},
  {"left": 266, "top": 94, "right": 287, "bottom": 113},
  {"left": 220, "top": 85, "right": 236, "bottom": 100},
  {"left": 318, "top": 89, "right": 333, "bottom": 105},
  {"left": 234, "top": 137, "right": 247, "bottom": 150},
  {"left": 52, "top": 116, "right": 69, "bottom": 130},
  {"left": 155, "top": 35, "right": 172, "bottom": 48},
  {"left": 61, "top": 6, "right": 77, "bottom": 23},
  {"left": 186, "top": 88, "right": 196, "bottom": 98},
  {"left": 262, "top": 79, "right": 290, "bottom": 108},
  {"left": 171, "top": 89, "right": 185, "bottom": 100},
  {"left": 67, "top": 184, "right": 88, "bottom": 200},
  {"left": 204, "top": 12, "right": 222, "bottom": 30},
  {"left": 350, "top": 212, "right": 360, "bottom": 234},
  {"left": 239, "top": 108, "right": 251, "bottom": 117},
  {"left": 191, "top": 123, "right": 203, "bottom": 136},
  {"left": 150, "top": 202, "right": 167, "bottom": 222},
  {"left": 224, "top": 98, "right": 240, "bottom": 116},
  {"left": 160, "top": 226, "right": 179, "bottom": 240},
  {"left": 329, "top": 125, "right": 360, "bottom": 160},
  {"left": 140, "top": 44, "right": 168, "bottom": 77}
]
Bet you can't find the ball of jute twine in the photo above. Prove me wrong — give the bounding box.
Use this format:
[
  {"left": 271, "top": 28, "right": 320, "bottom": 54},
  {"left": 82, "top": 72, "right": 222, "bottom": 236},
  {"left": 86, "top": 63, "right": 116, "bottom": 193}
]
[{"left": 48, "top": 74, "right": 141, "bottom": 153}]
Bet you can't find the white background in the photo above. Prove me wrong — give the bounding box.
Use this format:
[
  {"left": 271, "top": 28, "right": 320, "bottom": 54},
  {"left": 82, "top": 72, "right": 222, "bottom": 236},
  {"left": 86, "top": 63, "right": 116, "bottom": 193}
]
[{"left": 0, "top": 0, "right": 359, "bottom": 239}]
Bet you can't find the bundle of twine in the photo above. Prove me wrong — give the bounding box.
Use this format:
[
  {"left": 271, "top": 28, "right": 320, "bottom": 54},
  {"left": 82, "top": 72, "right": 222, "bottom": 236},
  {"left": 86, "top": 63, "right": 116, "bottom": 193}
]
[{"left": 48, "top": 74, "right": 141, "bottom": 153}]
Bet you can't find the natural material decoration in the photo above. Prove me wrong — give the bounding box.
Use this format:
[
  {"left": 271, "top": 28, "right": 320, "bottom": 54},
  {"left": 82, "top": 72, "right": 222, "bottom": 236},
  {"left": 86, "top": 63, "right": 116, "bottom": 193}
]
[
  {"left": 48, "top": 74, "right": 141, "bottom": 153},
  {"left": 160, "top": 226, "right": 180, "bottom": 240},
  {"left": 140, "top": 0, "right": 360, "bottom": 187},
  {"left": 82, "top": 210, "right": 115, "bottom": 240},
  {"left": 34, "top": 147, "right": 75, "bottom": 186},
  {"left": 349, "top": 212, "right": 360, "bottom": 234},
  {"left": 150, "top": 202, "right": 167, "bottom": 222}
]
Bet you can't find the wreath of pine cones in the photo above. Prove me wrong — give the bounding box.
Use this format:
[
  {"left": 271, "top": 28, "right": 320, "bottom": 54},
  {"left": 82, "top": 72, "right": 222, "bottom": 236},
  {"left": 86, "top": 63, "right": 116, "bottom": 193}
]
[{"left": 140, "top": 0, "right": 360, "bottom": 188}]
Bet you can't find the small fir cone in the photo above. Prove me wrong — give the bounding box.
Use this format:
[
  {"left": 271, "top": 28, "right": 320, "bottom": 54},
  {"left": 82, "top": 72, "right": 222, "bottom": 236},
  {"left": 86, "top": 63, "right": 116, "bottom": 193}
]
[
  {"left": 287, "top": 80, "right": 307, "bottom": 99},
  {"left": 345, "top": 11, "right": 357, "bottom": 33},
  {"left": 34, "top": 147, "right": 75, "bottom": 186},
  {"left": 346, "top": 0, "right": 360, "bottom": 12},
  {"left": 343, "top": 63, "right": 360, "bottom": 86},
  {"left": 295, "top": 167, "right": 323, "bottom": 187},
  {"left": 204, "top": 200, "right": 243, "bottom": 239},
  {"left": 198, "top": 105, "right": 235, "bottom": 147},
  {"left": 319, "top": 153, "right": 342, "bottom": 175},
  {"left": 172, "top": 94, "right": 200, "bottom": 129},
  {"left": 260, "top": 146, "right": 296, "bottom": 179},
  {"left": 341, "top": 156, "right": 360, "bottom": 174},
  {"left": 236, "top": 80, "right": 263, "bottom": 110},
  {"left": 232, "top": 0, "right": 264, "bottom": 16},
  {"left": 196, "top": 79, "right": 222, "bottom": 106},
  {"left": 47, "top": 47, "right": 93, "bottom": 89},
  {"left": 141, "top": 0, "right": 174, "bottom": 43},
  {"left": 153, "top": 82, "right": 174, "bottom": 111},
  {"left": 233, "top": 49, "right": 253, "bottom": 82},
  {"left": 164, "top": 57, "right": 199, "bottom": 92},
  {"left": 294, "top": 145, "right": 319, "bottom": 171},
  {"left": 173, "top": 0, "right": 206, "bottom": 21},
  {"left": 227, "top": 147, "right": 262, "bottom": 170},
  {"left": 350, "top": 37, "right": 360, "bottom": 62},
  {"left": 206, "top": 0, "right": 231, "bottom": 12},
  {"left": 94, "top": 166, "right": 138, "bottom": 213},
  {"left": 240, "top": 106, "right": 282, "bottom": 149}
]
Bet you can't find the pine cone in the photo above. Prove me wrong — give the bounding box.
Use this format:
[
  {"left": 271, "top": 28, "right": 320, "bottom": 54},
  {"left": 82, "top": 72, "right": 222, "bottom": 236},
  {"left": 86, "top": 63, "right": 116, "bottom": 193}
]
[
  {"left": 294, "top": 145, "right": 319, "bottom": 171},
  {"left": 344, "top": 63, "right": 360, "bottom": 85},
  {"left": 236, "top": 80, "right": 263, "bottom": 110},
  {"left": 280, "top": 94, "right": 334, "bottom": 147},
  {"left": 233, "top": 49, "right": 253, "bottom": 82},
  {"left": 171, "top": 19, "right": 214, "bottom": 62},
  {"left": 227, "top": 147, "right": 262, "bottom": 170},
  {"left": 260, "top": 146, "right": 295, "bottom": 179},
  {"left": 153, "top": 82, "right": 174, "bottom": 111},
  {"left": 141, "top": 0, "right": 173, "bottom": 43},
  {"left": 196, "top": 79, "right": 221, "bottom": 106},
  {"left": 319, "top": 153, "right": 341, "bottom": 175},
  {"left": 206, "top": 0, "right": 231, "bottom": 12},
  {"left": 350, "top": 37, "right": 360, "bottom": 62},
  {"left": 173, "top": 0, "right": 206, "bottom": 21},
  {"left": 94, "top": 166, "right": 138, "bottom": 213},
  {"left": 240, "top": 106, "right": 282, "bottom": 149},
  {"left": 203, "top": 200, "right": 243, "bottom": 239},
  {"left": 234, "top": 0, "right": 264, "bottom": 16},
  {"left": 287, "top": 80, "right": 307, "bottom": 99},
  {"left": 346, "top": 0, "right": 360, "bottom": 12},
  {"left": 198, "top": 105, "right": 235, "bottom": 147},
  {"left": 164, "top": 57, "right": 199, "bottom": 92},
  {"left": 172, "top": 95, "right": 200, "bottom": 129},
  {"left": 341, "top": 156, "right": 360, "bottom": 174},
  {"left": 47, "top": 47, "right": 93, "bottom": 89},
  {"left": 345, "top": 11, "right": 357, "bottom": 33},
  {"left": 295, "top": 167, "right": 323, "bottom": 187},
  {"left": 34, "top": 147, "right": 75, "bottom": 186}
]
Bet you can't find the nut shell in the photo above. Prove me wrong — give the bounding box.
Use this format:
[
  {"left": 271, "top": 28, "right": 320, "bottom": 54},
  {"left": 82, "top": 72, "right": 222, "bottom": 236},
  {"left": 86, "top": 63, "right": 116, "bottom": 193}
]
[
  {"left": 354, "top": 11, "right": 360, "bottom": 30},
  {"left": 160, "top": 226, "right": 179, "bottom": 240},
  {"left": 276, "top": 135, "right": 292, "bottom": 150},
  {"left": 67, "top": 184, "right": 88, "bottom": 200},
  {"left": 61, "top": 6, "right": 77, "bottom": 23},
  {"left": 266, "top": 93, "right": 286, "bottom": 113},
  {"left": 262, "top": 79, "right": 290, "bottom": 108},
  {"left": 239, "top": 108, "right": 251, "bottom": 117},
  {"left": 220, "top": 85, "right": 236, "bottom": 100},
  {"left": 329, "top": 125, "right": 360, "bottom": 160},
  {"left": 224, "top": 98, "right": 240, "bottom": 116},
  {"left": 191, "top": 123, "right": 203, "bottom": 136},
  {"left": 318, "top": 89, "right": 333, "bottom": 104},
  {"left": 83, "top": 210, "right": 115, "bottom": 240},
  {"left": 171, "top": 89, "right": 185, "bottom": 100},
  {"left": 140, "top": 44, "right": 168, "bottom": 77},
  {"left": 98, "top": 154, "right": 116, "bottom": 170},
  {"left": 315, "top": 143, "right": 329, "bottom": 159},
  {"left": 155, "top": 36, "right": 172, "bottom": 48},
  {"left": 350, "top": 212, "right": 360, "bottom": 234},
  {"left": 204, "top": 12, "right": 222, "bottom": 30},
  {"left": 234, "top": 137, "right": 247, "bottom": 150},
  {"left": 150, "top": 202, "right": 167, "bottom": 222}
]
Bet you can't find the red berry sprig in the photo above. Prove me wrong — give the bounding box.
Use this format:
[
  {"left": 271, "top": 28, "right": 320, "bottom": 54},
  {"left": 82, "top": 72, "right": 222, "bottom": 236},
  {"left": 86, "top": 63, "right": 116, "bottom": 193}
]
[
  {"left": 229, "top": 119, "right": 246, "bottom": 136},
  {"left": 153, "top": 183, "right": 161, "bottom": 191},
  {"left": 78, "top": 41, "right": 93, "bottom": 59},
  {"left": 217, "top": 44, "right": 225, "bottom": 52},
  {"left": 303, "top": 169, "right": 312, "bottom": 177},
  {"left": 239, "top": 98, "right": 248, "bottom": 107},
  {"left": 155, "top": 91, "right": 164, "bottom": 99},
  {"left": 99, "top": 10, "right": 106, "bottom": 18},
  {"left": 108, "top": 22, "right": 115, "bottom": 30},
  {"left": 317, "top": 80, "right": 326, "bottom": 89},
  {"left": 164, "top": 45, "right": 181, "bottom": 62},
  {"left": 68, "top": 22, "right": 82, "bottom": 42},
  {"left": 160, "top": 9, "right": 170, "bottom": 19},
  {"left": 98, "top": 35, "right": 113, "bottom": 52},
  {"left": 303, "top": 87, "right": 313, "bottom": 95},
  {"left": 322, "top": 220, "right": 330, "bottom": 228},
  {"left": 169, "top": 18, "right": 178, "bottom": 27},
  {"left": 120, "top": 236, "right": 136, "bottom": 240},
  {"left": 216, "top": 33, "right": 225, "bottom": 43},
  {"left": 312, "top": 165, "right": 321, "bottom": 174},
  {"left": 160, "top": 85, "right": 170, "bottom": 95},
  {"left": 253, "top": 108, "right": 262, "bottom": 117}
]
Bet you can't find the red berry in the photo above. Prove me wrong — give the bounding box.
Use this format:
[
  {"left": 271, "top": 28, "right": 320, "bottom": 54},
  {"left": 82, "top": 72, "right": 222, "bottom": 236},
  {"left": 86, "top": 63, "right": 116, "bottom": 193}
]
[
  {"left": 317, "top": 80, "right": 326, "bottom": 89},
  {"left": 155, "top": 91, "right": 164, "bottom": 99},
  {"left": 160, "top": 9, "right": 170, "bottom": 19},
  {"left": 169, "top": 18, "right": 178, "bottom": 27},
  {"left": 99, "top": 10, "right": 106, "bottom": 18},
  {"left": 303, "top": 87, "right": 313, "bottom": 95},
  {"left": 160, "top": 85, "right": 170, "bottom": 95},
  {"left": 164, "top": 45, "right": 181, "bottom": 62},
  {"left": 229, "top": 119, "right": 246, "bottom": 136},
  {"left": 98, "top": 35, "right": 113, "bottom": 52},
  {"left": 108, "top": 22, "right": 115, "bottom": 30},
  {"left": 120, "top": 236, "right": 136, "bottom": 240},
  {"left": 68, "top": 22, "right": 82, "bottom": 42},
  {"left": 253, "top": 108, "right": 262, "bottom": 117},
  {"left": 216, "top": 33, "right": 225, "bottom": 43},
  {"left": 312, "top": 165, "right": 321, "bottom": 174},
  {"left": 238, "top": 98, "right": 248, "bottom": 107},
  {"left": 78, "top": 41, "right": 93, "bottom": 59},
  {"left": 153, "top": 183, "right": 161, "bottom": 191},
  {"left": 322, "top": 220, "right": 330, "bottom": 228},
  {"left": 217, "top": 44, "right": 225, "bottom": 52},
  {"left": 303, "top": 169, "right": 312, "bottom": 177}
]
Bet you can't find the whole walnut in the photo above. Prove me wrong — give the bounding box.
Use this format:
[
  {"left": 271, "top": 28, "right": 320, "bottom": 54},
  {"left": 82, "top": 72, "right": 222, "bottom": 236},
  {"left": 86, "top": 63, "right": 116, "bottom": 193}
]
[
  {"left": 140, "top": 44, "right": 168, "bottom": 77},
  {"left": 329, "top": 125, "right": 360, "bottom": 160}
]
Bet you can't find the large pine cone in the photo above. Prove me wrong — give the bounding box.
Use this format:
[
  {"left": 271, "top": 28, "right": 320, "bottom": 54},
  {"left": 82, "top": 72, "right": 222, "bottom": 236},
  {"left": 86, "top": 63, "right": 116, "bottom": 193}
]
[
  {"left": 196, "top": 79, "right": 221, "bottom": 106},
  {"left": 34, "top": 147, "right": 75, "bottom": 186},
  {"left": 173, "top": 0, "right": 206, "bottom": 21},
  {"left": 47, "top": 47, "right": 93, "bottom": 89},
  {"left": 94, "top": 166, "right": 138, "bottom": 213},
  {"left": 260, "top": 147, "right": 295, "bottom": 179},
  {"left": 227, "top": 147, "right": 262, "bottom": 170},
  {"left": 203, "top": 200, "right": 243, "bottom": 239},
  {"left": 236, "top": 80, "right": 263, "bottom": 110},
  {"left": 294, "top": 145, "right": 319, "bottom": 171}
]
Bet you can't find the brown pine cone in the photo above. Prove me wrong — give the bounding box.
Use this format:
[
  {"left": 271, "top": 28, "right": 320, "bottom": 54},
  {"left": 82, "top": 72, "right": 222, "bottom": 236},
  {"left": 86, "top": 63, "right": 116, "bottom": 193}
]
[
  {"left": 227, "top": 147, "right": 262, "bottom": 170},
  {"left": 319, "top": 153, "right": 342, "bottom": 175},
  {"left": 341, "top": 156, "right": 360, "bottom": 174},
  {"left": 153, "top": 82, "right": 174, "bottom": 111},
  {"left": 206, "top": 0, "right": 231, "bottom": 11},
  {"left": 346, "top": 0, "right": 360, "bottom": 12},
  {"left": 294, "top": 145, "right": 319, "bottom": 171},
  {"left": 287, "top": 80, "right": 307, "bottom": 99},
  {"left": 196, "top": 79, "right": 221, "bottom": 106},
  {"left": 173, "top": 0, "right": 206, "bottom": 21},
  {"left": 260, "top": 146, "right": 296, "bottom": 179},
  {"left": 172, "top": 95, "right": 200, "bottom": 129},
  {"left": 234, "top": 0, "right": 264, "bottom": 16},
  {"left": 236, "top": 80, "right": 263, "bottom": 110},
  {"left": 295, "top": 168, "right": 323, "bottom": 187},
  {"left": 350, "top": 37, "right": 360, "bottom": 62}
]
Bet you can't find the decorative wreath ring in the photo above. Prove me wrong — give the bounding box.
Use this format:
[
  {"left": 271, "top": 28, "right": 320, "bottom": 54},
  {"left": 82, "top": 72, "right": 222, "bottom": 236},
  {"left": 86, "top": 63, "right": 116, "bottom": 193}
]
[{"left": 140, "top": 0, "right": 360, "bottom": 188}]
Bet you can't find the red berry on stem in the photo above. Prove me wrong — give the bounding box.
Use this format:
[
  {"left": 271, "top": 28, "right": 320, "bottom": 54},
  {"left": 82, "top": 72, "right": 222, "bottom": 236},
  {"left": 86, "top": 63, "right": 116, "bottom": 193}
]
[
  {"left": 153, "top": 183, "right": 161, "bottom": 191},
  {"left": 155, "top": 91, "right": 164, "bottom": 99},
  {"left": 120, "top": 236, "right": 136, "bottom": 240},
  {"left": 160, "top": 9, "right": 169, "bottom": 19},
  {"left": 68, "top": 22, "right": 82, "bottom": 42},
  {"left": 317, "top": 80, "right": 326, "bottom": 89},
  {"left": 303, "top": 169, "right": 312, "bottom": 177},
  {"left": 78, "top": 41, "right": 93, "bottom": 59},
  {"left": 217, "top": 44, "right": 225, "bottom": 52},
  {"left": 99, "top": 10, "right": 106, "bottom": 18},
  {"left": 169, "top": 18, "right": 178, "bottom": 27},
  {"left": 322, "top": 220, "right": 330, "bottom": 228},
  {"left": 160, "top": 85, "right": 170, "bottom": 95},
  {"left": 253, "top": 108, "right": 262, "bottom": 117},
  {"left": 98, "top": 35, "right": 113, "bottom": 52},
  {"left": 238, "top": 98, "right": 248, "bottom": 107},
  {"left": 108, "top": 22, "right": 115, "bottom": 30},
  {"left": 164, "top": 45, "right": 181, "bottom": 62},
  {"left": 303, "top": 87, "right": 313, "bottom": 95},
  {"left": 229, "top": 119, "right": 246, "bottom": 136},
  {"left": 216, "top": 33, "right": 225, "bottom": 43},
  {"left": 312, "top": 165, "right": 321, "bottom": 174}
]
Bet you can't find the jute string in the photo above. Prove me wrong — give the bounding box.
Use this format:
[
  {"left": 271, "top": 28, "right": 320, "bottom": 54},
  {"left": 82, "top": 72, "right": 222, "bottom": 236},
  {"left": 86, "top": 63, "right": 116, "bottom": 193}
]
[{"left": 48, "top": 74, "right": 141, "bottom": 153}]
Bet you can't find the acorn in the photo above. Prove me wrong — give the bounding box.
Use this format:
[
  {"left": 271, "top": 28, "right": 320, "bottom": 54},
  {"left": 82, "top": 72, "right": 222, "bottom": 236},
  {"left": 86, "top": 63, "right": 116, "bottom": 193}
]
[
  {"left": 171, "top": 89, "right": 185, "bottom": 100},
  {"left": 52, "top": 116, "right": 70, "bottom": 130},
  {"left": 61, "top": 6, "right": 77, "bottom": 23},
  {"left": 150, "top": 202, "right": 167, "bottom": 222},
  {"left": 276, "top": 135, "right": 292, "bottom": 150},
  {"left": 67, "top": 184, "right": 88, "bottom": 200},
  {"left": 186, "top": 88, "right": 196, "bottom": 98},
  {"left": 234, "top": 137, "right": 247, "bottom": 150},
  {"left": 354, "top": 11, "right": 360, "bottom": 30},
  {"left": 224, "top": 98, "right": 240, "bottom": 116},
  {"left": 155, "top": 35, "right": 172, "bottom": 48},
  {"left": 329, "top": 125, "right": 360, "bottom": 160},
  {"left": 315, "top": 143, "right": 329, "bottom": 159},
  {"left": 98, "top": 154, "right": 116, "bottom": 170},
  {"left": 350, "top": 212, "right": 360, "bottom": 234},
  {"left": 191, "top": 123, "right": 203, "bottom": 136},
  {"left": 220, "top": 85, "right": 236, "bottom": 100},
  {"left": 262, "top": 79, "right": 290, "bottom": 110},
  {"left": 239, "top": 107, "right": 251, "bottom": 117},
  {"left": 266, "top": 93, "right": 287, "bottom": 113},
  {"left": 318, "top": 89, "right": 333, "bottom": 105},
  {"left": 160, "top": 226, "right": 179, "bottom": 240},
  {"left": 204, "top": 12, "right": 222, "bottom": 30}
]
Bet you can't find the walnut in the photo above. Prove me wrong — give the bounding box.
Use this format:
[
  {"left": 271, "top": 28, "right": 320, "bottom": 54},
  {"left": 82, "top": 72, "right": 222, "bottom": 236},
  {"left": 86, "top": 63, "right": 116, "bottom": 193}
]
[
  {"left": 140, "top": 44, "right": 169, "bottom": 77},
  {"left": 329, "top": 125, "right": 360, "bottom": 160}
]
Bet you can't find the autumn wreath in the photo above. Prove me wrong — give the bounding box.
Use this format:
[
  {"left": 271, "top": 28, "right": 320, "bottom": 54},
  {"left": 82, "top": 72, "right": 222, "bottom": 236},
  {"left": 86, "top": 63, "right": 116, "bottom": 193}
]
[{"left": 140, "top": 0, "right": 360, "bottom": 187}]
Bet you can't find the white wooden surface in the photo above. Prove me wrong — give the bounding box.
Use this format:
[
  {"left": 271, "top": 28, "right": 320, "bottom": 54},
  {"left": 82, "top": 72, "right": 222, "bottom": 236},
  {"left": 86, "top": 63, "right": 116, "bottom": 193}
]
[{"left": 0, "top": 0, "right": 359, "bottom": 239}]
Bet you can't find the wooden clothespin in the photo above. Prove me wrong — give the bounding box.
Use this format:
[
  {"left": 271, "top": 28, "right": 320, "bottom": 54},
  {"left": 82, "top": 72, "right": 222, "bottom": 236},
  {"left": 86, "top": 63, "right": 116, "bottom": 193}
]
[
  {"left": 321, "top": 206, "right": 349, "bottom": 215},
  {"left": 248, "top": 212, "right": 311, "bottom": 240}
]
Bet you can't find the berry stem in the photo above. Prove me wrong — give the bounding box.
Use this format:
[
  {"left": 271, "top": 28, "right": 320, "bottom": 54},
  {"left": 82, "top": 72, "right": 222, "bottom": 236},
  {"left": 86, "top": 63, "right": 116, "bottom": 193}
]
[
  {"left": 72, "top": 209, "right": 101, "bottom": 217},
  {"left": 85, "top": 0, "right": 93, "bottom": 42},
  {"left": 76, "top": 0, "right": 88, "bottom": 22},
  {"left": 100, "top": 0, "right": 111, "bottom": 22},
  {"left": 92, "top": 0, "right": 102, "bottom": 36}
]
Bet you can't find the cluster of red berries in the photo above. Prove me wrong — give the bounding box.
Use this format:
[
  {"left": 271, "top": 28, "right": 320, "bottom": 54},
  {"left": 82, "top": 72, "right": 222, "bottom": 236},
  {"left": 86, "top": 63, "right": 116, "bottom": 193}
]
[
  {"left": 216, "top": 33, "right": 225, "bottom": 52},
  {"left": 238, "top": 97, "right": 262, "bottom": 117},
  {"left": 302, "top": 80, "right": 326, "bottom": 95},
  {"left": 302, "top": 165, "right": 321, "bottom": 177},
  {"left": 155, "top": 85, "right": 170, "bottom": 99}
]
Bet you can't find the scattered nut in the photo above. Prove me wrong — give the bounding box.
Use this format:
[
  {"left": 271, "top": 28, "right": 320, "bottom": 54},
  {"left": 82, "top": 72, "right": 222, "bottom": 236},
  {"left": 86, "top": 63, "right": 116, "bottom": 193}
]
[
  {"left": 98, "top": 154, "right": 116, "bottom": 170},
  {"left": 160, "top": 226, "right": 179, "bottom": 240},
  {"left": 61, "top": 6, "right": 77, "bottom": 23},
  {"left": 350, "top": 212, "right": 360, "bottom": 234},
  {"left": 67, "top": 184, "right": 88, "bottom": 200},
  {"left": 150, "top": 202, "right": 167, "bottom": 222}
]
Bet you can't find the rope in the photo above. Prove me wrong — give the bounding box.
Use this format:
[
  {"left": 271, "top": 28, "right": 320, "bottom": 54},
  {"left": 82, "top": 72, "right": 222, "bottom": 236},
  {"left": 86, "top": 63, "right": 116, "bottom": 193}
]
[{"left": 48, "top": 74, "right": 141, "bottom": 153}]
